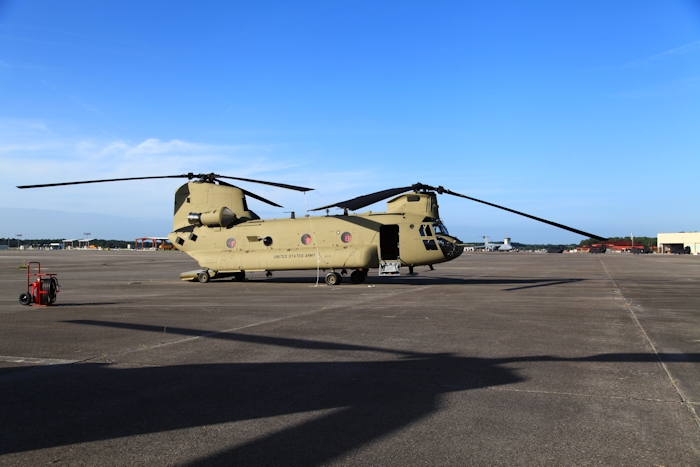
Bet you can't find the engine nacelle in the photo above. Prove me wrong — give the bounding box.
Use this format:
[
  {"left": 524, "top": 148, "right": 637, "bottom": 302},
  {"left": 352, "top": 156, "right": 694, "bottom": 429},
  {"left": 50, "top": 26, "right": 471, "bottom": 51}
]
[{"left": 188, "top": 207, "right": 237, "bottom": 227}]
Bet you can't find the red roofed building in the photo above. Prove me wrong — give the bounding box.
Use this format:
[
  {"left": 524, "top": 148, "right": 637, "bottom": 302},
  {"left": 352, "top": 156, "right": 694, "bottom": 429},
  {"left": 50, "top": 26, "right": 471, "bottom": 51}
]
[{"left": 577, "top": 240, "right": 649, "bottom": 253}]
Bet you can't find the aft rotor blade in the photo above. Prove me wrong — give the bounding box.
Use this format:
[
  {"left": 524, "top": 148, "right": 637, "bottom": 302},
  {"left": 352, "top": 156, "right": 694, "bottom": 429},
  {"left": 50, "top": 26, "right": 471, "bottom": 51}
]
[
  {"left": 443, "top": 188, "right": 606, "bottom": 241},
  {"left": 240, "top": 189, "right": 283, "bottom": 208},
  {"left": 18, "top": 172, "right": 314, "bottom": 192},
  {"left": 311, "top": 186, "right": 413, "bottom": 211},
  {"left": 216, "top": 175, "right": 313, "bottom": 192},
  {"left": 209, "top": 178, "right": 284, "bottom": 208},
  {"left": 17, "top": 174, "right": 190, "bottom": 189}
]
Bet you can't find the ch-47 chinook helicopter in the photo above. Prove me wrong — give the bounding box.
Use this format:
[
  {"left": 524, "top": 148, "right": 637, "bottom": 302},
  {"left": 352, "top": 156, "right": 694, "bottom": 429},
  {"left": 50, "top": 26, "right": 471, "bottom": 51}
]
[{"left": 18, "top": 173, "right": 606, "bottom": 285}]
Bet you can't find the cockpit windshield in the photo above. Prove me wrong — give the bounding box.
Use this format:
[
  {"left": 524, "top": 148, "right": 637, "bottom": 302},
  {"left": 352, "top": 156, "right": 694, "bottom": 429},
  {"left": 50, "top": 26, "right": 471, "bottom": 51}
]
[{"left": 433, "top": 220, "right": 449, "bottom": 236}]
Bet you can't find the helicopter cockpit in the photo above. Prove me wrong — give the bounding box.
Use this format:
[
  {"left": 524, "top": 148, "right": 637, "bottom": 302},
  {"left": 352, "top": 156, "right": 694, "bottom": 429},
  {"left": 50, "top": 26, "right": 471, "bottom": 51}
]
[
  {"left": 419, "top": 219, "right": 463, "bottom": 260},
  {"left": 433, "top": 221, "right": 464, "bottom": 260}
]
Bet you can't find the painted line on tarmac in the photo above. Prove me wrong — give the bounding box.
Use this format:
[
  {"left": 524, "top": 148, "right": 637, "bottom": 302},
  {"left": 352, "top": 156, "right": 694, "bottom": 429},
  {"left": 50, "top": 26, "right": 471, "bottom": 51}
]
[
  {"left": 0, "top": 285, "right": 434, "bottom": 378},
  {"left": 86, "top": 285, "right": 435, "bottom": 360},
  {"left": 0, "top": 355, "right": 78, "bottom": 365}
]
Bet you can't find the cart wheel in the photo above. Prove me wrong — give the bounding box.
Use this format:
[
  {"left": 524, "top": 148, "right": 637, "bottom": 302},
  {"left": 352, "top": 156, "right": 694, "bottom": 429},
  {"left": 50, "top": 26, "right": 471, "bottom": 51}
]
[
  {"left": 198, "top": 271, "right": 210, "bottom": 283},
  {"left": 19, "top": 292, "right": 32, "bottom": 306}
]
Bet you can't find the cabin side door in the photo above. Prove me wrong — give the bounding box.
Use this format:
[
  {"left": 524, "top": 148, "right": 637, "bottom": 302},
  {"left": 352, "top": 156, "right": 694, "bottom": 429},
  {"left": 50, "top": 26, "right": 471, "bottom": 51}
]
[{"left": 378, "top": 224, "right": 401, "bottom": 275}]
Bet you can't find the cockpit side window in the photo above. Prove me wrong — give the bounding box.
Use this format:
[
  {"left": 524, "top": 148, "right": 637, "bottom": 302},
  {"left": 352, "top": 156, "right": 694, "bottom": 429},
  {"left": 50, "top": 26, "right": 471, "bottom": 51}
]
[
  {"left": 423, "top": 239, "right": 438, "bottom": 250},
  {"left": 433, "top": 221, "right": 448, "bottom": 236},
  {"left": 419, "top": 225, "right": 433, "bottom": 237}
]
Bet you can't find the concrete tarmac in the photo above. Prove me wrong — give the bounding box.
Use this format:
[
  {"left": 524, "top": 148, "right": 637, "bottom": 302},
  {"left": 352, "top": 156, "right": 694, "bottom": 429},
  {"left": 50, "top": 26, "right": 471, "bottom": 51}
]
[{"left": 0, "top": 250, "right": 698, "bottom": 466}]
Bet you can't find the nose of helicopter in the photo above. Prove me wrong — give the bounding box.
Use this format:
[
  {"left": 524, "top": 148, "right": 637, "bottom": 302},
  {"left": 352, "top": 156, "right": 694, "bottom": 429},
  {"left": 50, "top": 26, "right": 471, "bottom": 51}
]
[{"left": 436, "top": 235, "right": 464, "bottom": 260}]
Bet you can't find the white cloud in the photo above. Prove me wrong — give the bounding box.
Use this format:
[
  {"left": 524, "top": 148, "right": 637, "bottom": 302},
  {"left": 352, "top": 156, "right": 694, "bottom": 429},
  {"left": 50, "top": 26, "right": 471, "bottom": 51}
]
[
  {"left": 0, "top": 135, "right": 304, "bottom": 218},
  {"left": 0, "top": 118, "right": 50, "bottom": 136},
  {"left": 609, "top": 75, "right": 700, "bottom": 99},
  {"left": 594, "top": 40, "right": 700, "bottom": 71},
  {"left": 649, "top": 40, "right": 700, "bottom": 60},
  {"left": 1, "top": 135, "right": 289, "bottom": 178},
  {"left": 67, "top": 95, "right": 106, "bottom": 117}
]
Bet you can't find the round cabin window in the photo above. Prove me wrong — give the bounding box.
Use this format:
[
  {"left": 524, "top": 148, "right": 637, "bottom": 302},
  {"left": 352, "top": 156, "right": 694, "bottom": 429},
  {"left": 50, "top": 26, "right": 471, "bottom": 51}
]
[
  {"left": 301, "top": 234, "right": 312, "bottom": 245},
  {"left": 341, "top": 232, "right": 352, "bottom": 243},
  {"left": 226, "top": 238, "right": 236, "bottom": 248}
]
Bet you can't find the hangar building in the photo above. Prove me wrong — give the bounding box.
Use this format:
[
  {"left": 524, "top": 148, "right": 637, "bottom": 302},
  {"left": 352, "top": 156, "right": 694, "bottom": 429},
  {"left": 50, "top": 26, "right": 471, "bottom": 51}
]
[{"left": 657, "top": 232, "right": 700, "bottom": 254}]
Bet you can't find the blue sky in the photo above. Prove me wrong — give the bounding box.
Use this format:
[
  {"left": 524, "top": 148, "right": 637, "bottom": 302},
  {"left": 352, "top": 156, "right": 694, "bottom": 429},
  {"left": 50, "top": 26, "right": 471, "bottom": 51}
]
[{"left": 1, "top": 1, "right": 698, "bottom": 243}]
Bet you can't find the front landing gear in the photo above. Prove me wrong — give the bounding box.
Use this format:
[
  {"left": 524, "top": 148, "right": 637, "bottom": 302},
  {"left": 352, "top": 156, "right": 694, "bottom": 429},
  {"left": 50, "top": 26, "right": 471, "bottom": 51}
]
[
  {"left": 197, "top": 270, "right": 210, "bottom": 283},
  {"left": 325, "top": 272, "right": 342, "bottom": 286}
]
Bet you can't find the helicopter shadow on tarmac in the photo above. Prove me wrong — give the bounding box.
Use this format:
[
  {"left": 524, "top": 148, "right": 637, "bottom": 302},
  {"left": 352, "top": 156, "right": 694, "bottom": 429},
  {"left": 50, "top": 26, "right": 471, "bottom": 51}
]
[
  {"left": 1, "top": 322, "right": 697, "bottom": 466},
  {"left": 207, "top": 275, "right": 587, "bottom": 291}
]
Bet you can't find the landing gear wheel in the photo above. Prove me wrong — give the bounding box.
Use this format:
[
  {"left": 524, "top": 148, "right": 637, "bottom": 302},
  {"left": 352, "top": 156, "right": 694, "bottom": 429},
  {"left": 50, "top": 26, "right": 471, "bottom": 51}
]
[
  {"left": 325, "top": 272, "right": 341, "bottom": 286},
  {"left": 350, "top": 270, "right": 366, "bottom": 284},
  {"left": 233, "top": 271, "right": 246, "bottom": 281},
  {"left": 19, "top": 292, "right": 32, "bottom": 306},
  {"left": 198, "top": 271, "right": 210, "bottom": 283}
]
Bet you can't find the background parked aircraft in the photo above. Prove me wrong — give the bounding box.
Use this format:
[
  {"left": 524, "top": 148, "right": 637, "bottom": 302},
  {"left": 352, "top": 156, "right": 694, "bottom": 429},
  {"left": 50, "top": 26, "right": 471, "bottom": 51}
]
[{"left": 475, "top": 236, "right": 515, "bottom": 252}]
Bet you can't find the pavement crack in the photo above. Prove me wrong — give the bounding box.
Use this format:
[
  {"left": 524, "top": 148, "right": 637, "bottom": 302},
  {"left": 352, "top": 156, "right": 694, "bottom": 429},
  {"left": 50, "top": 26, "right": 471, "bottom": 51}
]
[
  {"left": 487, "top": 385, "right": 683, "bottom": 405},
  {"left": 597, "top": 256, "right": 700, "bottom": 430}
]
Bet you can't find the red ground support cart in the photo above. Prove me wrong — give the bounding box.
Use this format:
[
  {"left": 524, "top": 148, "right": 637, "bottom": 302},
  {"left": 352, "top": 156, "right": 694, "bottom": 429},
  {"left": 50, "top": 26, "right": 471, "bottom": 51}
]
[{"left": 19, "top": 262, "right": 60, "bottom": 306}]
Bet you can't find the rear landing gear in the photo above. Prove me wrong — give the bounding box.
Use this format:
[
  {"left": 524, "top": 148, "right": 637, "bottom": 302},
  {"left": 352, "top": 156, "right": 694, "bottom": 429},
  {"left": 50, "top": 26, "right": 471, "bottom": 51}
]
[{"left": 232, "top": 271, "right": 246, "bottom": 281}]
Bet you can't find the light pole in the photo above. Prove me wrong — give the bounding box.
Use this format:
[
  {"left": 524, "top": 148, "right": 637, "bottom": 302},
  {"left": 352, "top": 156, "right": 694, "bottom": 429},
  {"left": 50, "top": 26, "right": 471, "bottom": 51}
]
[
  {"left": 631, "top": 233, "right": 634, "bottom": 251},
  {"left": 16, "top": 234, "right": 22, "bottom": 249},
  {"left": 84, "top": 232, "right": 91, "bottom": 249}
]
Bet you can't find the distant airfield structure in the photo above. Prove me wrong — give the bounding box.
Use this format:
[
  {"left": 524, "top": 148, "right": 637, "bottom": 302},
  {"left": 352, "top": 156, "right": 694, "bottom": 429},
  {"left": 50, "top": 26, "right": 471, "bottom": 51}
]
[
  {"left": 62, "top": 238, "right": 94, "bottom": 249},
  {"left": 135, "top": 237, "right": 173, "bottom": 250},
  {"left": 657, "top": 232, "right": 699, "bottom": 255}
]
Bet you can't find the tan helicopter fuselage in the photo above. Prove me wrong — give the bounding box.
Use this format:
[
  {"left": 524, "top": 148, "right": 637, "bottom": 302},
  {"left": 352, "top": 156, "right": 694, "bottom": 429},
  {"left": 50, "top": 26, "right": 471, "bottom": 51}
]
[{"left": 167, "top": 181, "right": 462, "bottom": 277}]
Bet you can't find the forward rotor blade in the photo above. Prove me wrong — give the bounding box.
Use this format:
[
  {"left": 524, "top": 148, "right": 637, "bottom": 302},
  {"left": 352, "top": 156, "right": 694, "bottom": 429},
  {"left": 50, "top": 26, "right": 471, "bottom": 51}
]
[
  {"left": 442, "top": 188, "right": 606, "bottom": 241},
  {"left": 216, "top": 175, "right": 313, "bottom": 192},
  {"left": 312, "top": 180, "right": 606, "bottom": 240},
  {"left": 311, "top": 186, "right": 413, "bottom": 211},
  {"left": 17, "top": 174, "right": 190, "bottom": 189}
]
